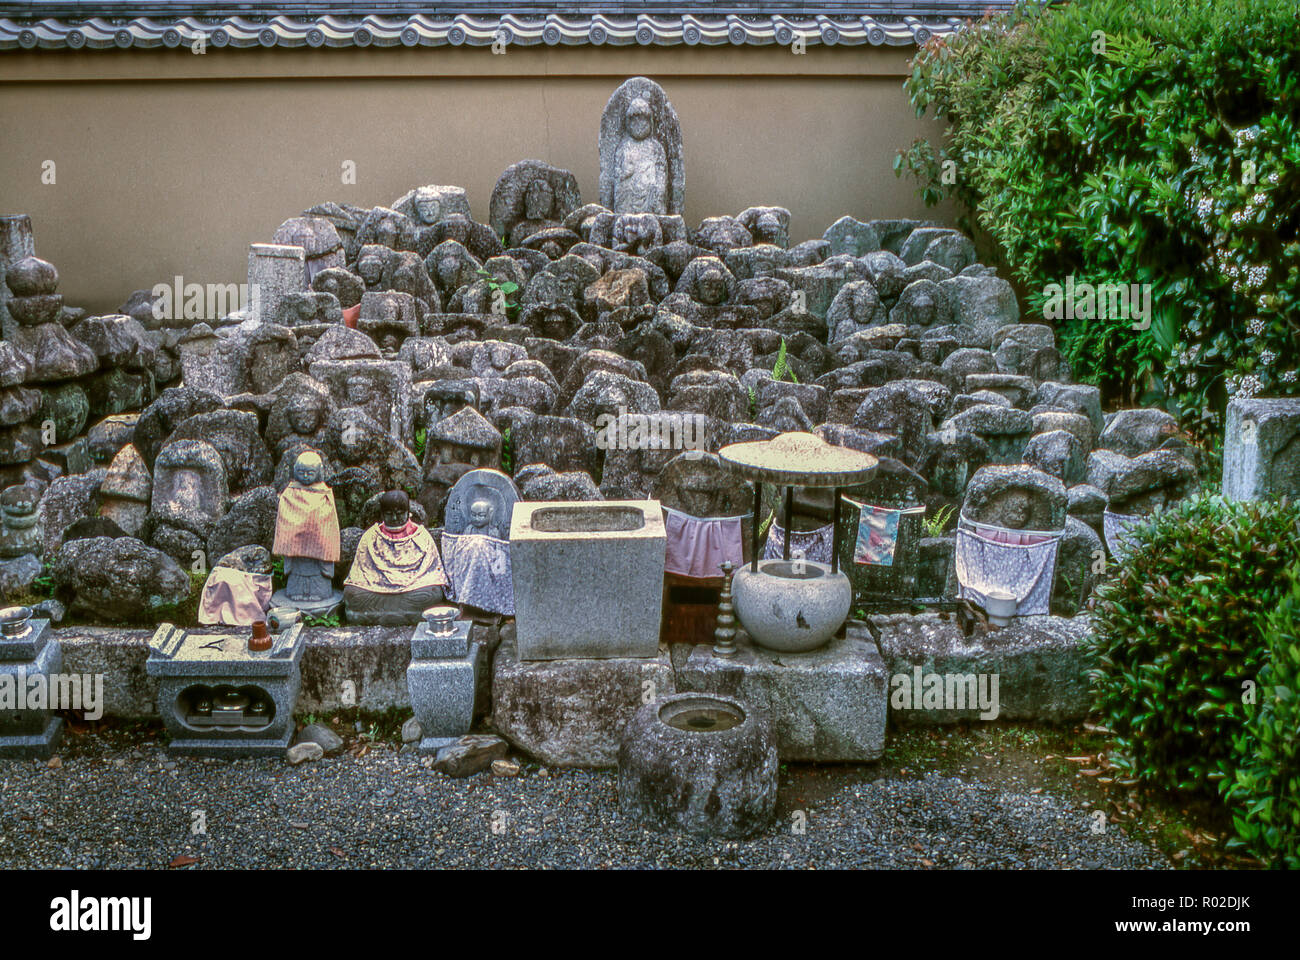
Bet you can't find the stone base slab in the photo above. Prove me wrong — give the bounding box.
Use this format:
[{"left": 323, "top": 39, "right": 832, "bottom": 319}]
[
  {"left": 164, "top": 732, "right": 291, "bottom": 759},
  {"left": 0, "top": 716, "right": 64, "bottom": 759},
  {"left": 677, "top": 631, "right": 888, "bottom": 762},
  {"left": 874, "top": 612, "right": 1094, "bottom": 724},
  {"left": 492, "top": 623, "right": 675, "bottom": 767}
]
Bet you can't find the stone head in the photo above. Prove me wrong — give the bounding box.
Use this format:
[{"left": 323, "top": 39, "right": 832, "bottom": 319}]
[
  {"left": 437, "top": 255, "right": 462, "bottom": 290},
  {"left": 525, "top": 179, "right": 555, "bottom": 220},
  {"left": 625, "top": 98, "right": 653, "bottom": 141},
  {"left": 755, "top": 212, "right": 782, "bottom": 245},
  {"left": 287, "top": 393, "right": 325, "bottom": 435},
  {"left": 293, "top": 452, "right": 324, "bottom": 486},
  {"left": 469, "top": 498, "right": 493, "bottom": 531},
  {"left": 380, "top": 489, "right": 410, "bottom": 530},
  {"left": 911, "top": 290, "right": 937, "bottom": 325},
  {"left": 698, "top": 268, "right": 728, "bottom": 306},
  {"left": 357, "top": 249, "right": 386, "bottom": 285},
  {"left": 374, "top": 216, "right": 400, "bottom": 249},
  {"left": 415, "top": 191, "right": 442, "bottom": 225}
]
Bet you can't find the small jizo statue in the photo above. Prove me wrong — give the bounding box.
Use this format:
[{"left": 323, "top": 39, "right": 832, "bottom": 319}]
[
  {"left": 272, "top": 451, "right": 341, "bottom": 606},
  {"left": 343, "top": 490, "right": 448, "bottom": 626}
]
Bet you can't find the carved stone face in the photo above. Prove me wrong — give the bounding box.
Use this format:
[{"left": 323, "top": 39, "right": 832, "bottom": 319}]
[
  {"left": 382, "top": 502, "right": 408, "bottom": 529},
  {"left": 756, "top": 212, "right": 781, "bottom": 245},
  {"left": 358, "top": 252, "right": 384, "bottom": 285},
  {"left": 698, "top": 269, "right": 727, "bottom": 306},
  {"left": 490, "top": 343, "right": 513, "bottom": 369},
  {"left": 524, "top": 179, "right": 555, "bottom": 220},
  {"left": 293, "top": 456, "right": 322, "bottom": 486},
  {"left": 379, "top": 333, "right": 400, "bottom": 353},
  {"left": 375, "top": 219, "right": 399, "bottom": 248},
  {"left": 415, "top": 195, "right": 442, "bottom": 224},
  {"left": 469, "top": 499, "right": 492, "bottom": 530},
  {"left": 437, "top": 256, "right": 460, "bottom": 289},
  {"left": 287, "top": 396, "right": 323, "bottom": 435},
  {"left": 625, "top": 99, "right": 653, "bottom": 140},
  {"left": 911, "top": 291, "right": 936, "bottom": 325}
]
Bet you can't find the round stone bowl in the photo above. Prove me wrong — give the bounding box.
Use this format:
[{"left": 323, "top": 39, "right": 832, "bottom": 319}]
[
  {"left": 731, "top": 559, "right": 852, "bottom": 653},
  {"left": 618, "top": 693, "right": 778, "bottom": 839}
]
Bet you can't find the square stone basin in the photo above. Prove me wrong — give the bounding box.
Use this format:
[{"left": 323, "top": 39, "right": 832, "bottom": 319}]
[
  {"left": 529, "top": 504, "right": 647, "bottom": 533},
  {"left": 510, "top": 500, "right": 665, "bottom": 660}
]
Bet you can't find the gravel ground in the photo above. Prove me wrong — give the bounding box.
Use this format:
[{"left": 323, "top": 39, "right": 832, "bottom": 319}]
[{"left": 0, "top": 735, "right": 1169, "bottom": 869}]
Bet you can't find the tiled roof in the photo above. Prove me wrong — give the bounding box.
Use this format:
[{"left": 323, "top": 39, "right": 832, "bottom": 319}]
[{"left": 0, "top": 7, "right": 1008, "bottom": 50}]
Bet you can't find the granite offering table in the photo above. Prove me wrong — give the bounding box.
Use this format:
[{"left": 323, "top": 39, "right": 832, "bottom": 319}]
[{"left": 146, "top": 621, "right": 305, "bottom": 758}]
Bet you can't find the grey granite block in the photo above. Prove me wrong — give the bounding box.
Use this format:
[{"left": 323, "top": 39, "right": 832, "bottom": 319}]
[
  {"left": 873, "top": 612, "right": 1094, "bottom": 724},
  {"left": 492, "top": 623, "right": 675, "bottom": 767},
  {"left": 510, "top": 500, "right": 665, "bottom": 660},
  {"left": 677, "top": 630, "right": 888, "bottom": 762}
]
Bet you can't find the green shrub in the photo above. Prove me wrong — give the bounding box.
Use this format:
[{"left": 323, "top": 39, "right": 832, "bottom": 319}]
[
  {"left": 1225, "top": 570, "right": 1300, "bottom": 868},
  {"left": 500, "top": 425, "right": 513, "bottom": 476},
  {"left": 1084, "top": 496, "right": 1300, "bottom": 799},
  {"left": 897, "top": 0, "right": 1300, "bottom": 430}
]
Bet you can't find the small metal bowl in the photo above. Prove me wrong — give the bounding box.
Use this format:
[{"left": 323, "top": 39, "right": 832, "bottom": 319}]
[
  {"left": 422, "top": 605, "right": 460, "bottom": 636},
  {"left": 0, "top": 605, "right": 33, "bottom": 638}
]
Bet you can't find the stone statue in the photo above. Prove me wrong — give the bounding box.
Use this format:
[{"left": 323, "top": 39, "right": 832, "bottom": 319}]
[
  {"left": 343, "top": 489, "right": 448, "bottom": 625},
  {"left": 271, "top": 451, "right": 342, "bottom": 613},
  {"left": 392, "top": 185, "right": 472, "bottom": 228},
  {"left": 599, "top": 77, "right": 684, "bottom": 216},
  {"left": 440, "top": 468, "right": 519, "bottom": 616},
  {"left": 489, "top": 160, "right": 582, "bottom": 247}
]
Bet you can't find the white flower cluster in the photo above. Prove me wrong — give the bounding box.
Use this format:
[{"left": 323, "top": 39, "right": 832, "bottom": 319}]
[
  {"left": 1247, "top": 317, "right": 1266, "bottom": 336},
  {"left": 1235, "top": 126, "right": 1260, "bottom": 145},
  {"left": 1260, "top": 350, "right": 1277, "bottom": 367},
  {"left": 1282, "top": 370, "right": 1298, "bottom": 384},
  {"left": 1247, "top": 265, "right": 1270, "bottom": 288},
  {"left": 1239, "top": 374, "right": 1262, "bottom": 399}
]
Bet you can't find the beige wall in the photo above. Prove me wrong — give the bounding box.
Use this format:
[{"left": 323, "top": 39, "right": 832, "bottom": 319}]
[{"left": 0, "top": 44, "right": 951, "bottom": 312}]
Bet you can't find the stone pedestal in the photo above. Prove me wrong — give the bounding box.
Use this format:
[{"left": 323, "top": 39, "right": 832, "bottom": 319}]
[
  {"left": 873, "top": 612, "right": 1092, "bottom": 724},
  {"left": 406, "top": 615, "right": 481, "bottom": 753},
  {"left": 1223, "top": 397, "right": 1300, "bottom": 501},
  {"left": 510, "top": 500, "right": 665, "bottom": 659},
  {"left": 677, "top": 628, "right": 888, "bottom": 761},
  {"left": 145, "top": 622, "right": 305, "bottom": 757},
  {"left": 248, "top": 243, "right": 307, "bottom": 324},
  {"left": 0, "top": 616, "right": 64, "bottom": 759},
  {"left": 270, "top": 587, "right": 343, "bottom": 621},
  {"left": 492, "top": 624, "right": 675, "bottom": 767}
]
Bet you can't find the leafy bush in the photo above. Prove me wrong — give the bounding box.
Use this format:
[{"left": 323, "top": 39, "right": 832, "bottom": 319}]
[
  {"left": 1084, "top": 496, "right": 1300, "bottom": 799},
  {"left": 500, "top": 425, "right": 513, "bottom": 476},
  {"left": 1224, "top": 570, "right": 1300, "bottom": 868},
  {"left": 897, "top": 0, "right": 1300, "bottom": 429}
]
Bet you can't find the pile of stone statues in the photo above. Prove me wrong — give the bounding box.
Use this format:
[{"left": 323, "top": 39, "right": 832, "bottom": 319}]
[{"left": 0, "top": 75, "right": 1205, "bottom": 625}]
